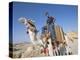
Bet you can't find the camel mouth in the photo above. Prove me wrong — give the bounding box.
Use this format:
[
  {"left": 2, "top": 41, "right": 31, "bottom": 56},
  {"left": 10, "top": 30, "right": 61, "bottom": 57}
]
[{"left": 18, "top": 17, "right": 27, "bottom": 24}]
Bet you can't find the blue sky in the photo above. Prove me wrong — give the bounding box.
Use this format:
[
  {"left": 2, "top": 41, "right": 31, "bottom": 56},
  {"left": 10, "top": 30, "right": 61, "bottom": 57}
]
[{"left": 12, "top": 2, "right": 78, "bottom": 43}]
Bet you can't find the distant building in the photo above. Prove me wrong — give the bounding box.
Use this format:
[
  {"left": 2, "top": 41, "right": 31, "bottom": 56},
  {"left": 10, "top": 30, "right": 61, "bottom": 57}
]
[{"left": 55, "top": 25, "right": 65, "bottom": 43}]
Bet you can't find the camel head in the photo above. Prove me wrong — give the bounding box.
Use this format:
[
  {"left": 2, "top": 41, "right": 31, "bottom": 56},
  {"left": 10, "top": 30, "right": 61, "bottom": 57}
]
[
  {"left": 18, "top": 17, "right": 38, "bottom": 34},
  {"left": 18, "top": 17, "right": 35, "bottom": 27}
]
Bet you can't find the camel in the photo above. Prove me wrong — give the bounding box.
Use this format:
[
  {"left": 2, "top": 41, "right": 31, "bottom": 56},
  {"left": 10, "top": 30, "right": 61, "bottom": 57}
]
[
  {"left": 18, "top": 17, "right": 54, "bottom": 56},
  {"left": 18, "top": 17, "right": 43, "bottom": 46}
]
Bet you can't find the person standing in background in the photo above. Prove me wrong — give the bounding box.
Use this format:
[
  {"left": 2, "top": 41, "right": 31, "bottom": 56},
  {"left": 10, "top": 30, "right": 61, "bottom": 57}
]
[{"left": 45, "top": 12, "right": 56, "bottom": 42}]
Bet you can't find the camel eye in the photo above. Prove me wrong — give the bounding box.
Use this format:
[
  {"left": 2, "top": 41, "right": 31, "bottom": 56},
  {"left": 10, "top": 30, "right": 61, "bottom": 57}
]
[
  {"left": 27, "top": 31, "right": 29, "bottom": 34},
  {"left": 47, "top": 41, "right": 49, "bottom": 44}
]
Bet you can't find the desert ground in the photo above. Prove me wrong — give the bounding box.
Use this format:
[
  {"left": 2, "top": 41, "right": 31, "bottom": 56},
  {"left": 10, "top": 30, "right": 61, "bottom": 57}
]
[{"left": 12, "top": 32, "right": 78, "bottom": 58}]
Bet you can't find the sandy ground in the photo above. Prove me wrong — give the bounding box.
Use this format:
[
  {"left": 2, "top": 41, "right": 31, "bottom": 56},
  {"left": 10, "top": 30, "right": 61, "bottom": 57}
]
[
  {"left": 12, "top": 32, "right": 78, "bottom": 58},
  {"left": 71, "top": 39, "right": 78, "bottom": 54},
  {"left": 12, "top": 39, "right": 78, "bottom": 58},
  {"left": 12, "top": 42, "right": 46, "bottom": 58}
]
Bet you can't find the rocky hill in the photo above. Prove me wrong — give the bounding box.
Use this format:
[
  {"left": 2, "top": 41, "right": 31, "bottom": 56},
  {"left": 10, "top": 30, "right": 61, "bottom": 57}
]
[{"left": 12, "top": 42, "right": 46, "bottom": 58}]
